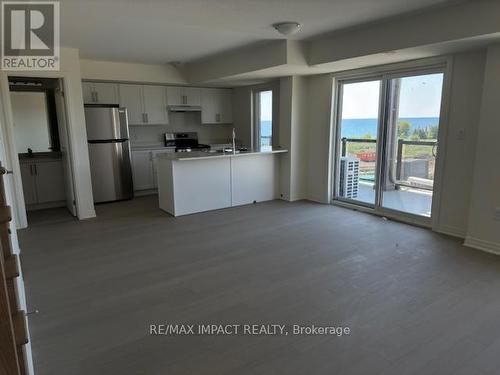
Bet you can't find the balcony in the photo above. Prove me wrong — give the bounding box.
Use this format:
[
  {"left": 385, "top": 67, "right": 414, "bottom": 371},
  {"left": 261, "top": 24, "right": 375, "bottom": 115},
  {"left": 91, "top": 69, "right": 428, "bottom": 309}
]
[{"left": 340, "top": 137, "right": 437, "bottom": 217}]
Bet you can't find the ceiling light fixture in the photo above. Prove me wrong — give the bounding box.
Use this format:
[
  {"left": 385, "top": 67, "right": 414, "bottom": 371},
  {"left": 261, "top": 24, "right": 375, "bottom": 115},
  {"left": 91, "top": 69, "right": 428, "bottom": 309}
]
[{"left": 273, "top": 22, "right": 302, "bottom": 37}]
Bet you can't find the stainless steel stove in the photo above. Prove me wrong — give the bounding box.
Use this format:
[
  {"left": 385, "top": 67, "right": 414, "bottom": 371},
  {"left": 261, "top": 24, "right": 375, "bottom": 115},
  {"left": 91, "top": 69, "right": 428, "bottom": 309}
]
[{"left": 164, "top": 132, "right": 210, "bottom": 152}]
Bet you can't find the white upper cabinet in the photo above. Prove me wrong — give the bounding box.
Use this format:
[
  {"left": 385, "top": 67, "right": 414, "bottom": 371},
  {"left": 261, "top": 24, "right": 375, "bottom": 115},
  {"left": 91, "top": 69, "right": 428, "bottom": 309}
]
[
  {"left": 119, "top": 84, "right": 144, "bottom": 125},
  {"left": 184, "top": 87, "right": 201, "bottom": 106},
  {"left": 119, "top": 84, "right": 168, "bottom": 125},
  {"left": 82, "top": 82, "right": 94, "bottom": 104},
  {"left": 82, "top": 82, "right": 119, "bottom": 104},
  {"left": 201, "top": 88, "right": 233, "bottom": 124},
  {"left": 143, "top": 86, "right": 168, "bottom": 124},
  {"left": 166, "top": 86, "right": 201, "bottom": 106},
  {"left": 220, "top": 89, "right": 233, "bottom": 124}
]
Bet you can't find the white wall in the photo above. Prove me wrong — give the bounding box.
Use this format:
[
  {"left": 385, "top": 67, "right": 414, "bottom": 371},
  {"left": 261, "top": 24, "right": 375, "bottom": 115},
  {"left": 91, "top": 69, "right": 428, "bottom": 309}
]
[
  {"left": 80, "top": 59, "right": 186, "bottom": 84},
  {"left": 278, "top": 76, "right": 308, "bottom": 201},
  {"left": 232, "top": 81, "right": 280, "bottom": 148},
  {"left": 465, "top": 44, "right": 500, "bottom": 253},
  {"left": 232, "top": 86, "right": 253, "bottom": 147},
  {"left": 436, "top": 50, "right": 486, "bottom": 237},
  {"left": 305, "top": 74, "right": 334, "bottom": 203}
]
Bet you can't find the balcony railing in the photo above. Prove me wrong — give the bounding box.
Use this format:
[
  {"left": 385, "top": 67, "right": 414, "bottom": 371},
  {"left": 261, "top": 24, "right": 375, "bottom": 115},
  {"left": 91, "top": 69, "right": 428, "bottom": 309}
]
[{"left": 340, "top": 137, "right": 438, "bottom": 190}]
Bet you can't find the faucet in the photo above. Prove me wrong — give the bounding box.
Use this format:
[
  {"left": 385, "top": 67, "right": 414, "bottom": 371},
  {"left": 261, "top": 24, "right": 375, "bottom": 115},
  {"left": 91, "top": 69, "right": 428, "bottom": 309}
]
[{"left": 232, "top": 128, "right": 236, "bottom": 155}]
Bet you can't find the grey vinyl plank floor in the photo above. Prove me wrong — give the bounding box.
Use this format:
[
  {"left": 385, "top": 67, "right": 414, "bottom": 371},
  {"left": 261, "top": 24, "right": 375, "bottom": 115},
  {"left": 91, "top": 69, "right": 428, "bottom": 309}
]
[{"left": 17, "top": 196, "right": 500, "bottom": 375}]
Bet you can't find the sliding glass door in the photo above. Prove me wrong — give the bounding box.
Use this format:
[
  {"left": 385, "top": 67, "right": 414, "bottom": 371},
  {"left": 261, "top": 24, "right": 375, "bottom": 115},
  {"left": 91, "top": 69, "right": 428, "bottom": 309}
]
[
  {"left": 335, "top": 70, "right": 445, "bottom": 220},
  {"left": 380, "top": 73, "right": 443, "bottom": 217},
  {"left": 336, "top": 79, "right": 382, "bottom": 206}
]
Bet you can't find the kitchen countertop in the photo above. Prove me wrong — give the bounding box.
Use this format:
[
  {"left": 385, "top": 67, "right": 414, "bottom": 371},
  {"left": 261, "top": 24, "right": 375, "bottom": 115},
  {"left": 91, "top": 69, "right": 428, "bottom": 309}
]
[
  {"left": 131, "top": 144, "right": 169, "bottom": 151},
  {"left": 19, "top": 152, "right": 62, "bottom": 162},
  {"left": 156, "top": 148, "right": 288, "bottom": 161}
]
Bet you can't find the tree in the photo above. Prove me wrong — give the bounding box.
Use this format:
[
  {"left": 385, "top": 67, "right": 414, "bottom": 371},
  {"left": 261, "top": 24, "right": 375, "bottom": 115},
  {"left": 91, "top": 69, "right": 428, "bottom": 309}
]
[
  {"left": 410, "top": 129, "right": 420, "bottom": 141},
  {"left": 397, "top": 121, "right": 411, "bottom": 139},
  {"left": 417, "top": 128, "right": 428, "bottom": 139},
  {"left": 362, "top": 133, "right": 372, "bottom": 139},
  {"left": 428, "top": 125, "right": 439, "bottom": 139}
]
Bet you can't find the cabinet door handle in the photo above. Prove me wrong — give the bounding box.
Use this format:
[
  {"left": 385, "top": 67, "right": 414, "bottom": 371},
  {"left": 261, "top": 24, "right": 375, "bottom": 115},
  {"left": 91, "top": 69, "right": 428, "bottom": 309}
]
[
  {"left": 216, "top": 113, "right": 221, "bottom": 122},
  {"left": 183, "top": 95, "right": 187, "bottom": 105},
  {"left": 144, "top": 113, "right": 148, "bottom": 123},
  {"left": 29, "top": 165, "right": 33, "bottom": 176},
  {"left": 34, "top": 164, "right": 37, "bottom": 175},
  {"left": 95, "top": 91, "right": 99, "bottom": 103}
]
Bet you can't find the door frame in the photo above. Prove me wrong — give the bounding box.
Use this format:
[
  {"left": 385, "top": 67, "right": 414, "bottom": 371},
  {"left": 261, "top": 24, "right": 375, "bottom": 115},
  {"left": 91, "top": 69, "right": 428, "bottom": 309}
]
[
  {"left": 0, "top": 72, "right": 80, "bottom": 228},
  {"left": 331, "top": 57, "right": 453, "bottom": 229}
]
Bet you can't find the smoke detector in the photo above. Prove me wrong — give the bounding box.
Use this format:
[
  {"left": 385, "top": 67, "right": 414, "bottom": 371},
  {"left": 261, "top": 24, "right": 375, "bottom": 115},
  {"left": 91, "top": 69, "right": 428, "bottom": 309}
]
[{"left": 273, "top": 22, "right": 302, "bottom": 36}]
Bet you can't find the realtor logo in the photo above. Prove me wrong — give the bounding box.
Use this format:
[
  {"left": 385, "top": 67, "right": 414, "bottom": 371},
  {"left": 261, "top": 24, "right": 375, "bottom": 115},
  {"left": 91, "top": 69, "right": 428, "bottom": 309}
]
[{"left": 1, "top": 1, "right": 60, "bottom": 70}]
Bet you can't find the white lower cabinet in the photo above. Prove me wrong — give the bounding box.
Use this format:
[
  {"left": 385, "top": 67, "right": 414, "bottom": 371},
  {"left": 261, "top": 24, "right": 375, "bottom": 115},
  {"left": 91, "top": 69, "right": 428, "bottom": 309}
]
[
  {"left": 132, "top": 150, "right": 174, "bottom": 191},
  {"left": 20, "top": 159, "right": 66, "bottom": 209},
  {"left": 131, "top": 151, "right": 154, "bottom": 190}
]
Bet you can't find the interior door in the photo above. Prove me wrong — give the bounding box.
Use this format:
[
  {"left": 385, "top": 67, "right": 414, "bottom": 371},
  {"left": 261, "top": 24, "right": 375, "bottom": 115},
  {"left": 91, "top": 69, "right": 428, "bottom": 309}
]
[{"left": 55, "top": 80, "right": 77, "bottom": 216}]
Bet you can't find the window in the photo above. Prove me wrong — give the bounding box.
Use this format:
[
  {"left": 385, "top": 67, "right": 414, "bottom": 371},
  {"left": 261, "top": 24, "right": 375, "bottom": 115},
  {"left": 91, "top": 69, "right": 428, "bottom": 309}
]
[{"left": 254, "top": 90, "right": 273, "bottom": 151}]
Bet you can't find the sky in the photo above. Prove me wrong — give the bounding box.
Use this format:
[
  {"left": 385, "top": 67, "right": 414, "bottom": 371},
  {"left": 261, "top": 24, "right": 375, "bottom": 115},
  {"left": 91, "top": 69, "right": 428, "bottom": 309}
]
[
  {"left": 260, "top": 90, "right": 273, "bottom": 121},
  {"left": 341, "top": 73, "right": 444, "bottom": 119}
]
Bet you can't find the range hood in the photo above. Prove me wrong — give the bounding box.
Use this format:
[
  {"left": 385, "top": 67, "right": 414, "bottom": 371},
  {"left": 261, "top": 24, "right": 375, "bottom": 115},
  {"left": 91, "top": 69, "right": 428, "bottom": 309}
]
[{"left": 167, "top": 105, "right": 202, "bottom": 112}]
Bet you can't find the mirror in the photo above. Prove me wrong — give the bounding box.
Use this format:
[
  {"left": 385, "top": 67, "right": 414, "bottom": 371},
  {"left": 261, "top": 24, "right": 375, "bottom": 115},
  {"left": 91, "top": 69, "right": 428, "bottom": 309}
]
[{"left": 11, "top": 91, "right": 53, "bottom": 154}]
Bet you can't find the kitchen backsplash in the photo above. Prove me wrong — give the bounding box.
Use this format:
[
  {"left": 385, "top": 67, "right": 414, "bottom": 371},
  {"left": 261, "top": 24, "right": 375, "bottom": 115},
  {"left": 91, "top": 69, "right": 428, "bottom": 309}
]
[{"left": 129, "top": 112, "right": 233, "bottom": 146}]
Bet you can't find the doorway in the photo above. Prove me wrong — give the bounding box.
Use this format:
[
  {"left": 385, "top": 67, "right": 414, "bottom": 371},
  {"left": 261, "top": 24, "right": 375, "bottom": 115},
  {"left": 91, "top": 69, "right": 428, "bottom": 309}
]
[
  {"left": 9, "top": 77, "right": 77, "bottom": 226},
  {"left": 334, "top": 70, "right": 445, "bottom": 221}
]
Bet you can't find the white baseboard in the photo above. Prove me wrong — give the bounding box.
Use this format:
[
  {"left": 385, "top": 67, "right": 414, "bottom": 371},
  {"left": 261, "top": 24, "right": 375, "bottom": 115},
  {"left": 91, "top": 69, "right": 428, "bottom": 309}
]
[
  {"left": 306, "top": 196, "right": 329, "bottom": 204},
  {"left": 134, "top": 189, "right": 157, "bottom": 197},
  {"left": 464, "top": 236, "right": 500, "bottom": 256},
  {"left": 434, "top": 225, "right": 466, "bottom": 239},
  {"left": 78, "top": 208, "right": 96, "bottom": 220},
  {"left": 26, "top": 200, "right": 66, "bottom": 211}
]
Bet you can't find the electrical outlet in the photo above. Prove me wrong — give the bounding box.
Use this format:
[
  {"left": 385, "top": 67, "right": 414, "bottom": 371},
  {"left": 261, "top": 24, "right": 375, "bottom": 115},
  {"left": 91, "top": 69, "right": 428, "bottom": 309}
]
[{"left": 494, "top": 207, "right": 500, "bottom": 221}]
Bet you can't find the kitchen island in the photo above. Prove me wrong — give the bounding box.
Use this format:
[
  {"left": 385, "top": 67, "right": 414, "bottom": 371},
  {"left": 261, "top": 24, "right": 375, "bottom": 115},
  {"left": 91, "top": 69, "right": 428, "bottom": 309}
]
[{"left": 156, "top": 149, "right": 287, "bottom": 216}]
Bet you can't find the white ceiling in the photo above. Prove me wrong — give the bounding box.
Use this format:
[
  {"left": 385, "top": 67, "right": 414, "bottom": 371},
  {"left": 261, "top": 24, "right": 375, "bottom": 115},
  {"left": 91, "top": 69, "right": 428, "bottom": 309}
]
[{"left": 60, "top": 0, "right": 461, "bottom": 64}]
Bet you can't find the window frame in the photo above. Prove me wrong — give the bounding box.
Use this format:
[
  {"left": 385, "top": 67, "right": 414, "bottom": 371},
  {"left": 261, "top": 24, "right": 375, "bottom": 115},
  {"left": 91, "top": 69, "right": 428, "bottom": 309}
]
[{"left": 253, "top": 88, "right": 274, "bottom": 151}]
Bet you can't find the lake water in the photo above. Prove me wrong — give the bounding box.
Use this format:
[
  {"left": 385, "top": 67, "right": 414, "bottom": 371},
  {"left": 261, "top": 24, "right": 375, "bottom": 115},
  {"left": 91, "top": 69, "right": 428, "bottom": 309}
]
[
  {"left": 341, "top": 117, "right": 439, "bottom": 138},
  {"left": 260, "top": 118, "right": 439, "bottom": 138}
]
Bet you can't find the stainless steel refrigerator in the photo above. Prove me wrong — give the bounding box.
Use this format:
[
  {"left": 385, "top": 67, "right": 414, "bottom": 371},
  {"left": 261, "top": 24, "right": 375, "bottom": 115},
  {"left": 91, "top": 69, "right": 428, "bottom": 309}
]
[{"left": 85, "top": 105, "right": 133, "bottom": 203}]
